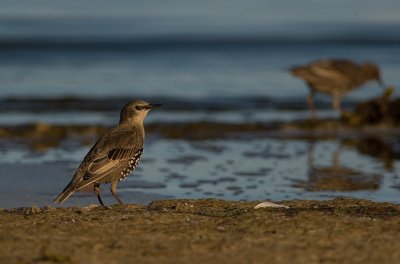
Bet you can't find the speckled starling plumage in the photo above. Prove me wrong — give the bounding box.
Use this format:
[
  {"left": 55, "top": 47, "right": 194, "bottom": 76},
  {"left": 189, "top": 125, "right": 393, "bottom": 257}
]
[{"left": 53, "top": 100, "right": 161, "bottom": 206}]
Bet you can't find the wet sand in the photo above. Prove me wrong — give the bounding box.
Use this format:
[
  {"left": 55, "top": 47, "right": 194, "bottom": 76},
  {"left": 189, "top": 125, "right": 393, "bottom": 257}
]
[{"left": 1, "top": 198, "right": 400, "bottom": 264}]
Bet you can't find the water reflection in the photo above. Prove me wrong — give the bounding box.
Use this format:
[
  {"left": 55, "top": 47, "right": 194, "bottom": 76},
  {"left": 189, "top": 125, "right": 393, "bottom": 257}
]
[
  {"left": 342, "top": 137, "right": 400, "bottom": 171},
  {"left": 293, "top": 142, "right": 382, "bottom": 191}
]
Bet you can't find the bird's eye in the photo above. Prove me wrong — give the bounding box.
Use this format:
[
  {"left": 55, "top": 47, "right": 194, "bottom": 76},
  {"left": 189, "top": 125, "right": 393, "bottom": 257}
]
[{"left": 135, "top": 106, "right": 144, "bottom": 111}]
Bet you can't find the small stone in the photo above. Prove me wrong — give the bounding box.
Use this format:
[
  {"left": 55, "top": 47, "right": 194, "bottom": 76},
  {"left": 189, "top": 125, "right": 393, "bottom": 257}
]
[{"left": 23, "top": 205, "right": 42, "bottom": 215}]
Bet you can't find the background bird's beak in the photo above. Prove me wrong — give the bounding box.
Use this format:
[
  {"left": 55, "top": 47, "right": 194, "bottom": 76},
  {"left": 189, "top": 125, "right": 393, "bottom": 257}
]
[
  {"left": 149, "top": 103, "right": 162, "bottom": 108},
  {"left": 378, "top": 78, "right": 386, "bottom": 89}
]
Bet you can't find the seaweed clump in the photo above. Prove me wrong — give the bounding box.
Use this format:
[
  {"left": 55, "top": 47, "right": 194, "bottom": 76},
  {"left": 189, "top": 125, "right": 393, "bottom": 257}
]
[{"left": 342, "top": 86, "right": 400, "bottom": 126}]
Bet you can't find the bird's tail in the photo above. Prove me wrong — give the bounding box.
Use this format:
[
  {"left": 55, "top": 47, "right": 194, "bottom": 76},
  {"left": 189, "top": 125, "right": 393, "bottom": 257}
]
[{"left": 53, "top": 181, "right": 78, "bottom": 204}]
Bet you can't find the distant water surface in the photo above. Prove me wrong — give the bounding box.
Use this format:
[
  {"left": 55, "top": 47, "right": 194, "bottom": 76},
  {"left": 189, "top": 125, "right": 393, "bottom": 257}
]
[{"left": 0, "top": 0, "right": 399, "bottom": 99}]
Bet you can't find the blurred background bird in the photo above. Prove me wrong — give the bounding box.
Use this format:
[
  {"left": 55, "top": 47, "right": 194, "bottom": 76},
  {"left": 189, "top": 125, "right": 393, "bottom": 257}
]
[{"left": 290, "top": 59, "right": 385, "bottom": 118}]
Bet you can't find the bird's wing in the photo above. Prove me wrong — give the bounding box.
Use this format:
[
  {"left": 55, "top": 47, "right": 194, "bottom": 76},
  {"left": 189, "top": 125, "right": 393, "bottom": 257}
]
[
  {"left": 291, "top": 61, "right": 343, "bottom": 86},
  {"left": 307, "top": 60, "right": 350, "bottom": 85},
  {"left": 70, "top": 125, "right": 143, "bottom": 190},
  {"left": 85, "top": 148, "right": 138, "bottom": 178}
]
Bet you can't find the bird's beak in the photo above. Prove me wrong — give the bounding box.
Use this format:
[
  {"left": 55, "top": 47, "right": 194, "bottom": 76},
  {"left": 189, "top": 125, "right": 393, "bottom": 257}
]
[{"left": 148, "top": 103, "right": 162, "bottom": 108}]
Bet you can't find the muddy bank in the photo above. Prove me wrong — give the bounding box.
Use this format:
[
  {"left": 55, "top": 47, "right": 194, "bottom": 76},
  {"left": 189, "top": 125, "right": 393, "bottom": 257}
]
[
  {"left": 1, "top": 119, "right": 400, "bottom": 143},
  {"left": 1, "top": 90, "right": 399, "bottom": 145},
  {"left": 1, "top": 198, "right": 400, "bottom": 264}
]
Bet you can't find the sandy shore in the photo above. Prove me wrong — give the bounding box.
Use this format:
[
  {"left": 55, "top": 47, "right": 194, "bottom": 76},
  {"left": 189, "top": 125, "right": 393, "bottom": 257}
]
[{"left": 1, "top": 198, "right": 400, "bottom": 264}]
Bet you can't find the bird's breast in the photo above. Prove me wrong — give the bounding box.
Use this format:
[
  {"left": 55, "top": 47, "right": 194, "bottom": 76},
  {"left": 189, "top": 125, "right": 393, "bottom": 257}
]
[{"left": 119, "top": 149, "right": 143, "bottom": 181}]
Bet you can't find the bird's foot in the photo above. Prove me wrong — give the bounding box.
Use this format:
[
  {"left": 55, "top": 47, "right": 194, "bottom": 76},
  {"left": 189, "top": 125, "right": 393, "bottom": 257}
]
[{"left": 309, "top": 112, "right": 318, "bottom": 120}]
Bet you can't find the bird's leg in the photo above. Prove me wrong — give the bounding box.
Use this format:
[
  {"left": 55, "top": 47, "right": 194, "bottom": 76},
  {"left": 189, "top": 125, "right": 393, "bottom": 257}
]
[
  {"left": 94, "top": 183, "right": 106, "bottom": 207},
  {"left": 307, "top": 91, "right": 317, "bottom": 119},
  {"left": 332, "top": 147, "right": 341, "bottom": 168},
  {"left": 332, "top": 93, "right": 342, "bottom": 113},
  {"left": 111, "top": 182, "right": 124, "bottom": 205}
]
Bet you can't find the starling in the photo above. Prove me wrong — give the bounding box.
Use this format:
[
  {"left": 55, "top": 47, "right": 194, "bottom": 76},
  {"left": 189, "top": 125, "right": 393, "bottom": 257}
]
[
  {"left": 290, "top": 59, "right": 384, "bottom": 117},
  {"left": 53, "top": 100, "right": 161, "bottom": 206}
]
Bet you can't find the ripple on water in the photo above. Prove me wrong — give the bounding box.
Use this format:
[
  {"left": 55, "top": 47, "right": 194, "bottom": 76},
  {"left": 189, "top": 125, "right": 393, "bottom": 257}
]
[
  {"left": 123, "top": 180, "right": 167, "bottom": 189},
  {"left": 179, "top": 182, "right": 200, "bottom": 189},
  {"left": 165, "top": 173, "right": 187, "bottom": 180},
  {"left": 167, "top": 155, "right": 208, "bottom": 165},
  {"left": 234, "top": 168, "right": 271, "bottom": 177}
]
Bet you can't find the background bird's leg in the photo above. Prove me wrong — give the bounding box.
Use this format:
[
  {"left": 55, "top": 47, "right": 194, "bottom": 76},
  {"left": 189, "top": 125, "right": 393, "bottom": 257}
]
[
  {"left": 110, "top": 182, "right": 124, "bottom": 205},
  {"left": 332, "top": 93, "right": 342, "bottom": 113},
  {"left": 94, "top": 183, "right": 105, "bottom": 207},
  {"left": 307, "top": 88, "right": 317, "bottom": 119}
]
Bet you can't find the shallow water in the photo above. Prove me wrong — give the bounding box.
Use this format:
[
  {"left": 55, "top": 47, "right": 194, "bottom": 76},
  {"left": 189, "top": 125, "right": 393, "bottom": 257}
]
[{"left": 1, "top": 135, "right": 399, "bottom": 208}]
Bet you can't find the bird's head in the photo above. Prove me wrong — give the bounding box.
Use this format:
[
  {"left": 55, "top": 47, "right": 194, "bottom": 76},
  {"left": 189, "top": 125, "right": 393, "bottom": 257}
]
[
  {"left": 120, "top": 100, "right": 161, "bottom": 124},
  {"left": 362, "top": 63, "right": 384, "bottom": 88}
]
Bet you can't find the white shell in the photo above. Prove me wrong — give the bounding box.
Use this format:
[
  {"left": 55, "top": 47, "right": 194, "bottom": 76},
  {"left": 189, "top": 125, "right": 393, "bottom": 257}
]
[{"left": 254, "top": 201, "right": 289, "bottom": 209}]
